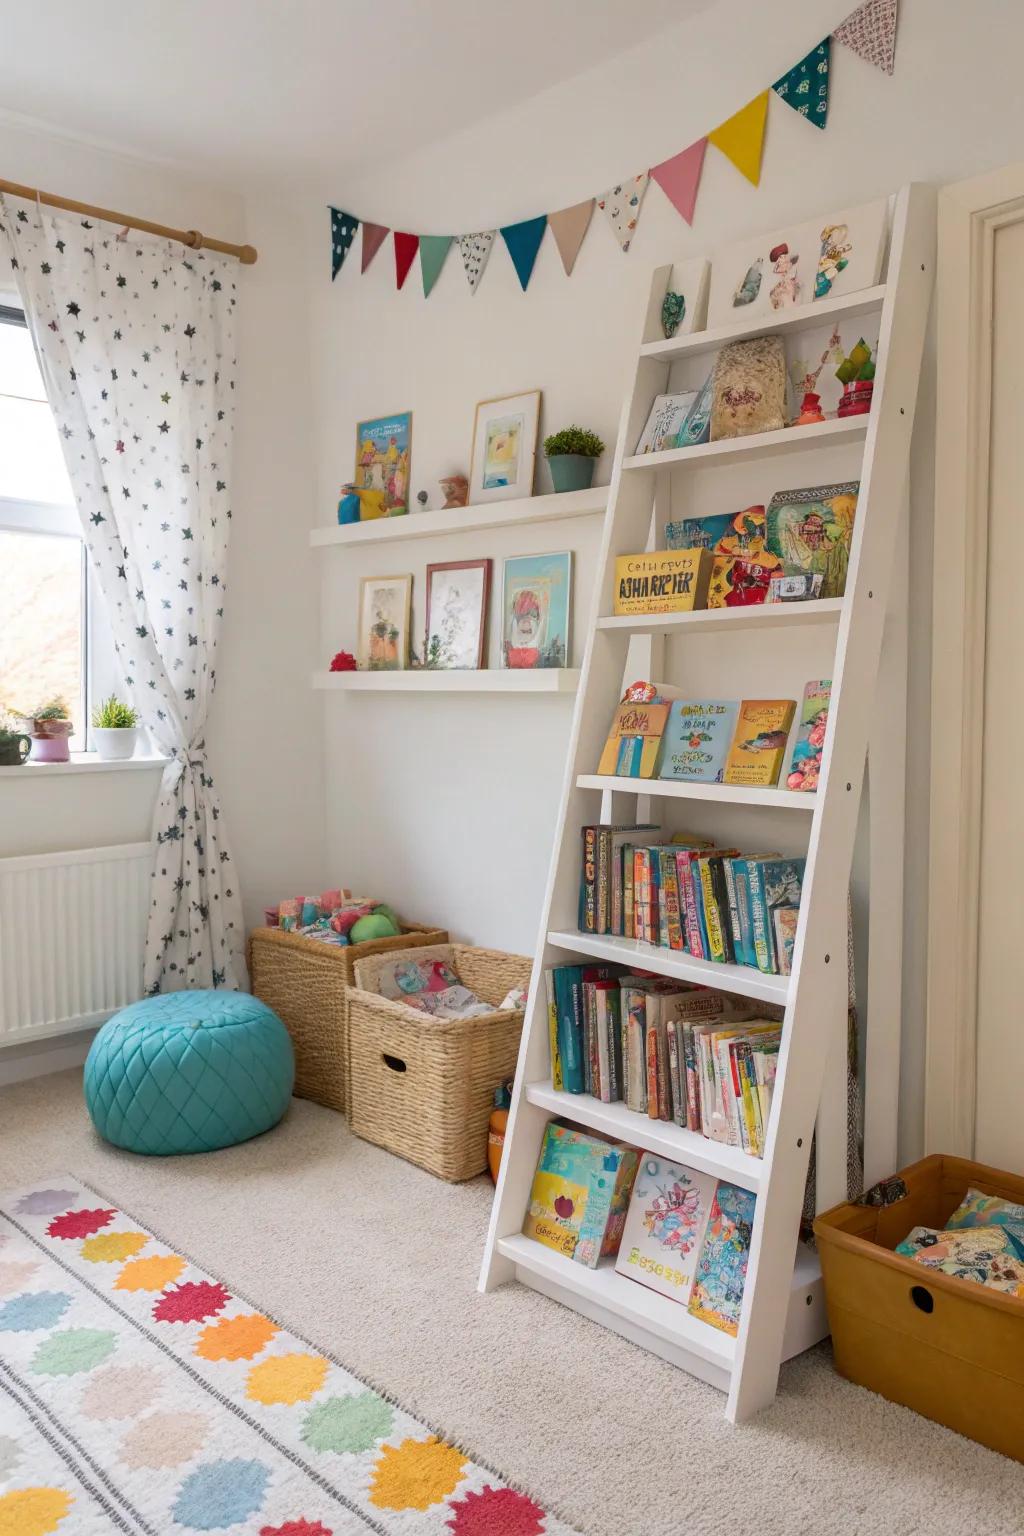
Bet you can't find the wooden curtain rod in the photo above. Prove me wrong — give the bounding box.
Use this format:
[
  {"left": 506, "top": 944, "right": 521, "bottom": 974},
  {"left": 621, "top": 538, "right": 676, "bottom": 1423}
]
[{"left": 0, "top": 177, "right": 257, "bottom": 265}]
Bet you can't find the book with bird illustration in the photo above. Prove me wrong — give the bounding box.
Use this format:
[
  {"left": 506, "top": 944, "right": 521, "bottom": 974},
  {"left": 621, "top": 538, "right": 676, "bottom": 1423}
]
[
  {"left": 659, "top": 700, "right": 738, "bottom": 783},
  {"left": 615, "top": 1154, "right": 718, "bottom": 1303},
  {"left": 723, "top": 699, "right": 797, "bottom": 787},
  {"left": 523, "top": 1121, "right": 639, "bottom": 1267}
]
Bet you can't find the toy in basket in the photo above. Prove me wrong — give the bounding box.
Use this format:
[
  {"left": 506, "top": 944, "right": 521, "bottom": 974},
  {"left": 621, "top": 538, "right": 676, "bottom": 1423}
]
[
  {"left": 347, "top": 943, "right": 531, "bottom": 1182},
  {"left": 266, "top": 888, "right": 403, "bottom": 946}
]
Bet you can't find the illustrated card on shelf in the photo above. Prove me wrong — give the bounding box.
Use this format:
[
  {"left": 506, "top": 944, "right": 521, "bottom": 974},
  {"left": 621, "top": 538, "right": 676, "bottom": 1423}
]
[
  {"left": 723, "top": 700, "right": 797, "bottom": 787},
  {"left": 634, "top": 391, "right": 698, "bottom": 454},
  {"left": 612, "top": 550, "right": 712, "bottom": 615},
  {"left": 707, "top": 557, "right": 774, "bottom": 608},
  {"left": 687, "top": 1180, "right": 757, "bottom": 1335},
  {"left": 765, "top": 482, "right": 859, "bottom": 599},
  {"left": 523, "top": 1121, "right": 639, "bottom": 1268},
  {"left": 501, "top": 551, "right": 572, "bottom": 669},
  {"left": 787, "top": 680, "right": 831, "bottom": 792},
  {"left": 355, "top": 411, "right": 412, "bottom": 517},
  {"left": 615, "top": 1154, "right": 718, "bottom": 1304},
  {"left": 659, "top": 700, "right": 738, "bottom": 783},
  {"left": 598, "top": 697, "right": 673, "bottom": 779}
]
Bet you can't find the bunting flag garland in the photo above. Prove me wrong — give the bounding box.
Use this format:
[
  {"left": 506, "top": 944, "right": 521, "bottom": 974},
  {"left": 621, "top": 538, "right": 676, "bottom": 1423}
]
[
  {"left": 394, "top": 231, "right": 419, "bottom": 289},
  {"left": 330, "top": 207, "right": 358, "bottom": 280},
  {"left": 328, "top": 4, "right": 897, "bottom": 291},
  {"left": 458, "top": 231, "right": 495, "bottom": 293},
  {"left": 548, "top": 200, "right": 594, "bottom": 275},
  {"left": 650, "top": 139, "right": 707, "bottom": 226},
  {"left": 420, "top": 234, "right": 453, "bottom": 297},
  {"left": 708, "top": 91, "right": 769, "bottom": 186},
  {"left": 772, "top": 39, "right": 831, "bottom": 127},
  {"left": 360, "top": 221, "right": 389, "bottom": 273},
  {"left": 500, "top": 215, "right": 547, "bottom": 291},
  {"left": 833, "top": 0, "right": 898, "bottom": 75}
]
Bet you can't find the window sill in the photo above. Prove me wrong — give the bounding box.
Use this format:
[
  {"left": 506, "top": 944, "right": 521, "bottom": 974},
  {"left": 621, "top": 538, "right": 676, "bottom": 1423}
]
[{"left": 0, "top": 753, "right": 170, "bottom": 778}]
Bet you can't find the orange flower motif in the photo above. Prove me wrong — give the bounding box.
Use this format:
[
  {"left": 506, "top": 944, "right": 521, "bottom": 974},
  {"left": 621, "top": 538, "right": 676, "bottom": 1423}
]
[
  {"left": 369, "top": 1437, "right": 466, "bottom": 1512},
  {"left": 246, "top": 1353, "right": 328, "bottom": 1406},
  {"left": 115, "top": 1255, "right": 185, "bottom": 1293},
  {"left": 196, "top": 1313, "right": 277, "bottom": 1363}
]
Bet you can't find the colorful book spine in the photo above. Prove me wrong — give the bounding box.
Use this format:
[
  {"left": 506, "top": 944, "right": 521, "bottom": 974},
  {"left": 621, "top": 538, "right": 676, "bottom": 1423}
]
[
  {"left": 731, "top": 860, "right": 756, "bottom": 968},
  {"left": 699, "top": 858, "right": 725, "bottom": 962},
  {"left": 580, "top": 826, "right": 597, "bottom": 933},
  {"left": 554, "top": 966, "right": 585, "bottom": 1093},
  {"left": 544, "top": 968, "right": 562, "bottom": 1090},
  {"left": 745, "top": 860, "right": 774, "bottom": 974},
  {"left": 623, "top": 846, "right": 635, "bottom": 940},
  {"left": 645, "top": 1022, "right": 660, "bottom": 1121},
  {"left": 657, "top": 848, "right": 684, "bottom": 951},
  {"left": 677, "top": 851, "right": 704, "bottom": 958}
]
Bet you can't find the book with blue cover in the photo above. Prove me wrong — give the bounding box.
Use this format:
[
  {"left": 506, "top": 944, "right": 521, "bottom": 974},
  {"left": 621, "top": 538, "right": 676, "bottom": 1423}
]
[
  {"left": 687, "top": 1180, "right": 757, "bottom": 1335},
  {"left": 658, "top": 700, "right": 739, "bottom": 783}
]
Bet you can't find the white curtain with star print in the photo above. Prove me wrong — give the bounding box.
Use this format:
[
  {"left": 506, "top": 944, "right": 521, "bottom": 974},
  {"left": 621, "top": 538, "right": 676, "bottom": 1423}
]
[{"left": 0, "top": 196, "right": 246, "bottom": 993}]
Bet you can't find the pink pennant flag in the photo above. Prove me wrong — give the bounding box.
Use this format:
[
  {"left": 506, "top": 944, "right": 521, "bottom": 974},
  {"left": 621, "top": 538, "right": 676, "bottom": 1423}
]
[
  {"left": 361, "top": 222, "right": 389, "bottom": 273},
  {"left": 548, "top": 200, "right": 594, "bottom": 275},
  {"left": 650, "top": 139, "right": 707, "bottom": 227},
  {"left": 833, "top": 0, "right": 898, "bottom": 75}
]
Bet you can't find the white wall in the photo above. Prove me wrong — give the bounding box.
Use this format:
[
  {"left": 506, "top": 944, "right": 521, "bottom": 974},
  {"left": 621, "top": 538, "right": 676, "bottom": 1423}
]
[{"left": 312, "top": 0, "right": 1024, "bottom": 1164}]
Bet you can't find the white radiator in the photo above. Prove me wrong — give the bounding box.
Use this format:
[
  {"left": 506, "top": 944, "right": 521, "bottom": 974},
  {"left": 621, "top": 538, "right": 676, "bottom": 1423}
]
[{"left": 0, "top": 842, "right": 150, "bottom": 1046}]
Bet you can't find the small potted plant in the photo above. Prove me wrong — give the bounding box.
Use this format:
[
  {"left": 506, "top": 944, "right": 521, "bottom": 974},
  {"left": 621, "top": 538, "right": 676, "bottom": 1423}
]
[
  {"left": 0, "top": 711, "right": 31, "bottom": 767},
  {"left": 91, "top": 695, "right": 140, "bottom": 760},
  {"left": 543, "top": 425, "right": 605, "bottom": 494},
  {"left": 17, "top": 697, "right": 74, "bottom": 763}
]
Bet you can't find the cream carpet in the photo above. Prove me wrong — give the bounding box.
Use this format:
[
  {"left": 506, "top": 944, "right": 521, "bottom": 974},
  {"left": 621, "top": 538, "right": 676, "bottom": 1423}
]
[{"left": 2, "top": 1069, "right": 1022, "bottom": 1536}]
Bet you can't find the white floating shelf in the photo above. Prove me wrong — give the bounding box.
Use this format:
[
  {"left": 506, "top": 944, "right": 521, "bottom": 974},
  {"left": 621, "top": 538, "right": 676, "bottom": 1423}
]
[
  {"left": 546, "top": 928, "right": 791, "bottom": 1006},
  {"left": 524, "top": 1080, "right": 763, "bottom": 1191},
  {"left": 576, "top": 773, "right": 816, "bottom": 812},
  {"left": 310, "top": 486, "right": 608, "bottom": 548},
  {"left": 623, "top": 414, "right": 868, "bottom": 473},
  {"left": 312, "top": 668, "right": 580, "bottom": 694},
  {"left": 639, "top": 284, "right": 887, "bottom": 366},
  {"left": 595, "top": 598, "right": 843, "bottom": 637}
]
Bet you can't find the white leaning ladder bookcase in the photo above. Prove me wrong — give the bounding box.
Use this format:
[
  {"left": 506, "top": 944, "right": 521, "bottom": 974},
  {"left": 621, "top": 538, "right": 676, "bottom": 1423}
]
[{"left": 480, "top": 183, "right": 936, "bottom": 1421}]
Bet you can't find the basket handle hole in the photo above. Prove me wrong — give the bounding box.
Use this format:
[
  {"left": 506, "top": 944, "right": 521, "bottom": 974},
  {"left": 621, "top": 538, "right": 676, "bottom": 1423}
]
[
  {"left": 910, "top": 1284, "right": 934, "bottom": 1314},
  {"left": 382, "top": 1053, "right": 407, "bottom": 1074}
]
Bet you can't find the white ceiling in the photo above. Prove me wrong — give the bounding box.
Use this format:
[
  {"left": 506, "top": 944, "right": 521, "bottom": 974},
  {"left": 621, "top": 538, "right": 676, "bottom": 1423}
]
[{"left": 0, "top": 0, "right": 712, "bottom": 194}]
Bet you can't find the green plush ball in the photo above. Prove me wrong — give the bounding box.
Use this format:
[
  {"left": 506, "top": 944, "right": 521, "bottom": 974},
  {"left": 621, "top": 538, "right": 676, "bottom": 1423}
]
[
  {"left": 373, "top": 904, "right": 400, "bottom": 929},
  {"left": 350, "top": 912, "right": 400, "bottom": 943}
]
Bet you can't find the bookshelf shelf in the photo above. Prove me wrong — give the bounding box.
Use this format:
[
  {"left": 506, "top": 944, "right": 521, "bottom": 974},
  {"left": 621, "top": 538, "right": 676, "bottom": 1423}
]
[
  {"left": 575, "top": 774, "right": 817, "bottom": 812},
  {"left": 524, "top": 1081, "right": 764, "bottom": 1191},
  {"left": 622, "top": 414, "right": 868, "bottom": 474},
  {"left": 595, "top": 598, "right": 843, "bottom": 637},
  {"left": 312, "top": 668, "right": 580, "bottom": 694},
  {"left": 547, "top": 929, "right": 791, "bottom": 1006},
  {"left": 309, "top": 486, "right": 607, "bottom": 548},
  {"left": 638, "top": 284, "right": 887, "bottom": 366}
]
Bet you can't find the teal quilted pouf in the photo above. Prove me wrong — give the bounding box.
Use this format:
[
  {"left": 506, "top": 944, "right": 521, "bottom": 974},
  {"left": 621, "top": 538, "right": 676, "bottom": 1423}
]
[{"left": 84, "top": 991, "right": 295, "bottom": 1155}]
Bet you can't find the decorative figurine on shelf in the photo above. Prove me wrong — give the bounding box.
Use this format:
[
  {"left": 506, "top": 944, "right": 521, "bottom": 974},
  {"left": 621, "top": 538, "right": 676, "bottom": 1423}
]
[
  {"left": 815, "top": 221, "right": 852, "bottom": 299},
  {"left": 416, "top": 490, "right": 429, "bottom": 512},
  {"left": 793, "top": 391, "right": 826, "bottom": 426},
  {"left": 835, "top": 337, "right": 875, "bottom": 417},
  {"left": 623, "top": 680, "right": 658, "bottom": 704},
  {"left": 732, "top": 257, "right": 763, "bottom": 309},
  {"left": 329, "top": 650, "right": 357, "bottom": 672},
  {"left": 769, "top": 243, "right": 801, "bottom": 309},
  {"left": 337, "top": 482, "right": 388, "bottom": 524},
  {"left": 660, "top": 288, "right": 685, "bottom": 339},
  {"left": 439, "top": 473, "right": 469, "bottom": 509}
]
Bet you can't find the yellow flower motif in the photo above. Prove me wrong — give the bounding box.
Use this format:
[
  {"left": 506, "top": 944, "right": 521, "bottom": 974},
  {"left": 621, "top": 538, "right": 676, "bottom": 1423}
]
[
  {"left": 245, "top": 1352, "right": 328, "bottom": 1406},
  {"left": 0, "top": 1487, "right": 72, "bottom": 1535},
  {"left": 80, "top": 1232, "right": 148, "bottom": 1264},
  {"left": 114, "top": 1255, "right": 185, "bottom": 1293},
  {"left": 195, "top": 1314, "right": 277, "bottom": 1363},
  {"left": 369, "top": 1436, "right": 467, "bottom": 1512}
]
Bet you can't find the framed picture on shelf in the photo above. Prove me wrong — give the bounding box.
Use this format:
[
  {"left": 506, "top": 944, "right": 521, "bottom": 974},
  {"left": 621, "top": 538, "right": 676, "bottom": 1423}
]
[
  {"left": 501, "top": 551, "right": 572, "bottom": 669},
  {"left": 424, "top": 559, "right": 492, "bottom": 670},
  {"left": 355, "top": 411, "right": 412, "bottom": 517},
  {"left": 469, "top": 390, "right": 541, "bottom": 503},
  {"left": 357, "top": 574, "right": 413, "bottom": 670}
]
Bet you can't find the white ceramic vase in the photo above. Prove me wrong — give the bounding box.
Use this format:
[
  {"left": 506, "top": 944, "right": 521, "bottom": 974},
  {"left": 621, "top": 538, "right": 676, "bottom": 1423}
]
[{"left": 93, "top": 727, "right": 138, "bottom": 761}]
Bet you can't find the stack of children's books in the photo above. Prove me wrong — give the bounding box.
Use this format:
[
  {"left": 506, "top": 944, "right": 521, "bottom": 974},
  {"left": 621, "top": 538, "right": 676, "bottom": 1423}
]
[{"left": 544, "top": 964, "right": 783, "bottom": 1158}]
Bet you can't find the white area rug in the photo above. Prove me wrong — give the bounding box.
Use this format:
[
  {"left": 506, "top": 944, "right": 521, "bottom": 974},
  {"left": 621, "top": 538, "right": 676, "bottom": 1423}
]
[{"left": 2, "top": 1070, "right": 1023, "bottom": 1536}]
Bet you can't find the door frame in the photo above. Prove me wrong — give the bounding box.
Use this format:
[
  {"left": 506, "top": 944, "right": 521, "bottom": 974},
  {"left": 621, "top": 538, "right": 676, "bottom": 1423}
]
[{"left": 925, "top": 163, "right": 1024, "bottom": 1154}]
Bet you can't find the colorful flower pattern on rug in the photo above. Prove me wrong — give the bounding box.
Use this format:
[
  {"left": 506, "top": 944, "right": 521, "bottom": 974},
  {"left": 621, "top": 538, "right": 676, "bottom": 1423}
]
[{"left": 0, "top": 1179, "right": 574, "bottom": 1534}]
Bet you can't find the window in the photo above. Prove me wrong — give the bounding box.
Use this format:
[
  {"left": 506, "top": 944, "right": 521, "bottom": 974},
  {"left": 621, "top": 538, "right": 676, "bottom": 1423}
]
[{"left": 0, "top": 302, "right": 117, "bottom": 752}]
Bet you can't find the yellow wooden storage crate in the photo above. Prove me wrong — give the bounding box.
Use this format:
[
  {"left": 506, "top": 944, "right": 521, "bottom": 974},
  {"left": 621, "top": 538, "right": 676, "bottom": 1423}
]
[{"left": 814, "top": 1153, "right": 1024, "bottom": 1462}]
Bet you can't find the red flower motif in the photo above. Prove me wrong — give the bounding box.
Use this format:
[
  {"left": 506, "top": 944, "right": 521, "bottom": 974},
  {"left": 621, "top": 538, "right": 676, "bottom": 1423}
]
[
  {"left": 116, "top": 440, "right": 125, "bottom": 453},
  {"left": 260, "top": 1522, "right": 332, "bottom": 1536},
  {"left": 446, "top": 1486, "right": 546, "bottom": 1535},
  {"left": 47, "top": 1208, "right": 116, "bottom": 1240},
  {"left": 329, "top": 650, "right": 357, "bottom": 672},
  {"left": 153, "top": 1281, "right": 231, "bottom": 1324}
]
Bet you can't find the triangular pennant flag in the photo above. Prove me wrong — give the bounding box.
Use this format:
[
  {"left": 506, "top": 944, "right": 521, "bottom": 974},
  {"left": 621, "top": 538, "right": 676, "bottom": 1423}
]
[
  {"left": 330, "top": 207, "right": 358, "bottom": 280},
  {"left": 361, "top": 221, "right": 389, "bottom": 273},
  {"left": 394, "top": 231, "right": 419, "bottom": 290},
  {"left": 457, "top": 232, "right": 495, "bottom": 294},
  {"left": 773, "top": 38, "right": 831, "bottom": 128},
  {"left": 650, "top": 140, "right": 707, "bottom": 226},
  {"left": 420, "top": 234, "right": 453, "bottom": 297},
  {"left": 500, "top": 215, "right": 547, "bottom": 291},
  {"left": 708, "top": 91, "right": 769, "bottom": 186},
  {"left": 548, "top": 200, "right": 594, "bottom": 276},
  {"left": 833, "top": 0, "right": 898, "bottom": 75},
  {"left": 597, "top": 174, "right": 649, "bottom": 252}
]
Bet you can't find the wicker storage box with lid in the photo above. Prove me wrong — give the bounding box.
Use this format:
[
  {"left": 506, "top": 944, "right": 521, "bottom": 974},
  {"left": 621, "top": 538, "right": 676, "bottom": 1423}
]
[
  {"left": 246, "top": 921, "right": 447, "bottom": 1114},
  {"left": 347, "top": 943, "right": 530, "bottom": 1181},
  {"left": 814, "top": 1153, "right": 1024, "bottom": 1463}
]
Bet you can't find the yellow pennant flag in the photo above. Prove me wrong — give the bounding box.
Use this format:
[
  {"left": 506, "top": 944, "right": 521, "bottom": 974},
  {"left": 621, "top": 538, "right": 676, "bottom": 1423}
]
[{"left": 708, "top": 90, "right": 770, "bottom": 186}]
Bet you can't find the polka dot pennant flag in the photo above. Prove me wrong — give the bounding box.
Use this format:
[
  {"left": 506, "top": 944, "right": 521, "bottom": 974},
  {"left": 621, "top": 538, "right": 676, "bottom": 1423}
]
[
  {"left": 833, "top": 0, "right": 898, "bottom": 75},
  {"left": 773, "top": 38, "right": 831, "bottom": 128},
  {"left": 457, "top": 231, "right": 495, "bottom": 294},
  {"left": 596, "top": 173, "right": 648, "bottom": 253},
  {"left": 330, "top": 207, "right": 358, "bottom": 280}
]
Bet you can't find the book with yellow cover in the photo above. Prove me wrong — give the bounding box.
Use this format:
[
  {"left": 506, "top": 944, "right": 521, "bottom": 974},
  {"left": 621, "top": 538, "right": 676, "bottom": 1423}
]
[
  {"left": 723, "top": 699, "right": 796, "bottom": 787},
  {"left": 523, "top": 1121, "right": 639, "bottom": 1268},
  {"left": 613, "top": 549, "right": 712, "bottom": 616},
  {"left": 597, "top": 699, "right": 672, "bottom": 778}
]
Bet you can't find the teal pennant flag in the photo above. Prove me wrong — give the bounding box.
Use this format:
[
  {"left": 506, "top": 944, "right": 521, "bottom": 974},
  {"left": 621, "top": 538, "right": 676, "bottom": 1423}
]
[
  {"left": 330, "top": 207, "right": 358, "bottom": 279},
  {"left": 500, "top": 215, "right": 547, "bottom": 291},
  {"left": 772, "top": 38, "right": 831, "bottom": 128},
  {"left": 420, "top": 235, "right": 453, "bottom": 297}
]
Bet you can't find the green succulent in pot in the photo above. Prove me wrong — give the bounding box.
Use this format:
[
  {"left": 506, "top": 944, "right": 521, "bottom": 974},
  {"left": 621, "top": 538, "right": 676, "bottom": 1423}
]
[
  {"left": 543, "top": 425, "right": 605, "bottom": 494},
  {"left": 91, "top": 694, "right": 141, "bottom": 761}
]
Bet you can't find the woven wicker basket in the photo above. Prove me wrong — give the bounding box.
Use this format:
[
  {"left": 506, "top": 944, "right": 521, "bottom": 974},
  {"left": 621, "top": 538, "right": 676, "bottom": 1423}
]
[
  {"left": 347, "top": 943, "right": 530, "bottom": 1181},
  {"left": 246, "top": 922, "right": 447, "bottom": 1113}
]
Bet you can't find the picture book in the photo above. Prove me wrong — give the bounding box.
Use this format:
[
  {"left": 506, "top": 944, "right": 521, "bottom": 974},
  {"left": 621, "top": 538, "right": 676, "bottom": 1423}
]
[
  {"left": 615, "top": 1155, "right": 717, "bottom": 1304},
  {"left": 664, "top": 504, "right": 776, "bottom": 565},
  {"left": 772, "top": 907, "right": 800, "bottom": 976},
  {"left": 687, "top": 1181, "right": 757, "bottom": 1335},
  {"left": 598, "top": 699, "right": 672, "bottom": 778},
  {"left": 786, "top": 680, "right": 831, "bottom": 792},
  {"left": 659, "top": 700, "right": 738, "bottom": 783},
  {"left": 355, "top": 411, "right": 412, "bottom": 516},
  {"left": 766, "top": 572, "right": 823, "bottom": 603},
  {"left": 634, "top": 391, "right": 699, "bottom": 454},
  {"left": 723, "top": 700, "right": 797, "bottom": 787},
  {"left": 613, "top": 550, "right": 712, "bottom": 615},
  {"left": 759, "top": 859, "right": 805, "bottom": 973},
  {"left": 765, "top": 482, "right": 859, "bottom": 599},
  {"left": 524, "top": 1121, "right": 640, "bottom": 1268},
  {"left": 706, "top": 557, "right": 774, "bottom": 608},
  {"left": 543, "top": 968, "right": 562, "bottom": 1090}
]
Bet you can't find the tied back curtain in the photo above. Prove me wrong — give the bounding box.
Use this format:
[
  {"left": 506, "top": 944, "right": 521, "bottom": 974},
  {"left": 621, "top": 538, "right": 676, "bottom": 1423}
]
[{"left": 0, "top": 196, "right": 245, "bottom": 992}]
